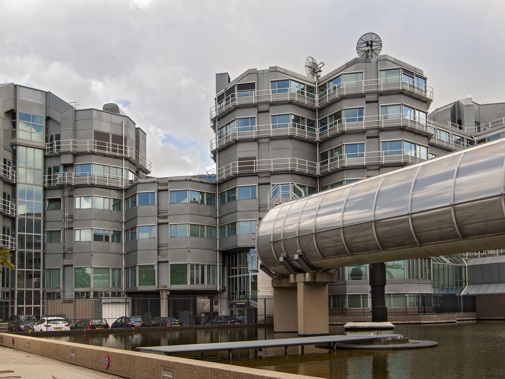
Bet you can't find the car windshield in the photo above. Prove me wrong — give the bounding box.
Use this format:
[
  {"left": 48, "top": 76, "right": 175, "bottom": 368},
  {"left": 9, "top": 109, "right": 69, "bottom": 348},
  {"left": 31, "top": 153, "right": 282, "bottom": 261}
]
[
  {"left": 48, "top": 318, "right": 66, "bottom": 323},
  {"left": 20, "top": 315, "right": 37, "bottom": 322},
  {"left": 131, "top": 316, "right": 142, "bottom": 322}
]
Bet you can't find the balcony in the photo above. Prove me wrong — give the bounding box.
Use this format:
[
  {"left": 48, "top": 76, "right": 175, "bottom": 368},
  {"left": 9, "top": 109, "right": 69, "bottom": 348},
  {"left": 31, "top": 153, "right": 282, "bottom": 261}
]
[
  {"left": 210, "top": 89, "right": 317, "bottom": 119},
  {"left": 217, "top": 157, "right": 318, "bottom": 182},
  {"left": 44, "top": 172, "right": 131, "bottom": 189},
  {"left": 318, "top": 78, "right": 434, "bottom": 107},
  {"left": 45, "top": 139, "right": 151, "bottom": 172},
  {"left": 210, "top": 123, "right": 317, "bottom": 152},
  {"left": 319, "top": 114, "right": 434, "bottom": 142},
  {"left": 0, "top": 163, "right": 16, "bottom": 183},
  {"left": 1, "top": 234, "right": 16, "bottom": 252},
  {"left": 319, "top": 150, "right": 427, "bottom": 175},
  {"left": 0, "top": 199, "right": 16, "bottom": 217}
]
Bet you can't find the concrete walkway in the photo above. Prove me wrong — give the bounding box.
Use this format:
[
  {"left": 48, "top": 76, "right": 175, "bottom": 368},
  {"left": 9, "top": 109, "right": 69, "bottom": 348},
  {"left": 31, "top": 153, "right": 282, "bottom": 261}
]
[{"left": 0, "top": 346, "right": 124, "bottom": 379}]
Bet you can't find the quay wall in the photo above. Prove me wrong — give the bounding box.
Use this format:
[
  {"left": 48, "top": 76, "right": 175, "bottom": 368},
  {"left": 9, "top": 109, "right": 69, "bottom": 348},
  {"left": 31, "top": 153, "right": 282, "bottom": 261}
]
[{"left": 0, "top": 333, "right": 313, "bottom": 379}]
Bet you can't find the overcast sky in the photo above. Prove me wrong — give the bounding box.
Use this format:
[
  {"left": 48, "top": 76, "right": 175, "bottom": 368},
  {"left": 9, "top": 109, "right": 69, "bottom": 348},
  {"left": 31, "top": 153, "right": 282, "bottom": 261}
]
[{"left": 1, "top": 0, "right": 504, "bottom": 177}]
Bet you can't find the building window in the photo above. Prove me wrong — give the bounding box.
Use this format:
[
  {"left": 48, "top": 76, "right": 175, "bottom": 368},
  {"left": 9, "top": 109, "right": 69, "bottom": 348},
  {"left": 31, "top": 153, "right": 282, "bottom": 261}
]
[
  {"left": 220, "top": 222, "right": 237, "bottom": 238},
  {"left": 271, "top": 114, "right": 290, "bottom": 128},
  {"left": 75, "top": 196, "right": 92, "bottom": 209},
  {"left": 189, "top": 191, "right": 204, "bottom": 204},
  {"left": 238, "top": 220, "right": 257, "bottom": 235},
  {"left": 45, "top": 268, "right": 60, "bottom": 289},
  {"left": 380, "top": 104, "right": 402, "bottom": 119},
  {"left": 237, "top": 185, "right": 257, "bottom": 200},
  {"left": 170, "top": 264, "right": 188, "bottom": 285},
  {"left": 206, "top": 193, "right": 216, "bottom": 206},
  {"left": 237, "top": 82, "right": 255, "bottom": 97},
  {"left": 170, "top": 190, "right": 188, "bottom": 204},
  {"left": 170, "top": 224, "right": 188, "bottom": 238},
  {"left": 271, "top": 80, "right": 289, "bottom": 94},
  {"left": 17, "top": 112, "right": 44, "bottom": 142},
  {"left": 348, "top": 265, "right": 368, "bottom": 280},
  {"left": 345, "top": 143, "right": 365, "bottom": 158},
  {"left": 190, "top": 224, "right": 205, "bottom": 238},
  {"left": 381, "top": 140, "right": 402, "bottom": 155},
  {"left": 343, "top": 108, "right": 364, "bottom": 122},
  {"left": 220, "top": 188, "right": 236, "bottom": 205},
  {"left": 46, "top": 198, "right": 61, "bottom": 211},
  {"left": 138, "top": 225, "right": 156, "bottom": 239},
  {"left": 138, "top": 192, "right": 156, "bottom": 206},
  {"left": 385, "top": 261, "right": 405, "bottom": 279},
  {"left": 126, "top": 266, "right": 137, "bottom": 287},
  {"left": 93, "top": 268, "right": 110, "bottom": 288},
  {"left": 237, "top": 117, "right": 256, "bottom": 131},
  {"left": 46, "top": 230, "right": 61, "bottom": 243},
  {"left": 380, "top": 69, "right": 400, "bottom": 83},
  {"left": 75, "top": 229, "right": 92, "bottom": 242},
  {"left": 74, "top": 268, "right": 91, "bottom": 288},
  {"left": 139, "top": 265, "right": 156, "bottom": 286},
  {"left": 436, "top": 129, "right": 450, "bottom": 142}
]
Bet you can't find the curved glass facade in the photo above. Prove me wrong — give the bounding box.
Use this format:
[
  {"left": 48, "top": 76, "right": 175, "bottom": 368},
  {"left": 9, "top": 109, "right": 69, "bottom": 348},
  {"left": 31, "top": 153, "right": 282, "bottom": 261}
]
[{"left": 256, "top": 138, "right": 505, "bottom": 274}]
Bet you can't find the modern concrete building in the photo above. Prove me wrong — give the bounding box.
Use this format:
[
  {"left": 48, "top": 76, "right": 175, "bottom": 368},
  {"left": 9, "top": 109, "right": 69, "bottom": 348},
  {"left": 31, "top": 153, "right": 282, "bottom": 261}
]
[
  {"left": 0, "top": 84, "right": 220, "bottom": 322},
  {"left": 209, "top": 33, "right": 505, "bottom": 324},
  {"left": 2, "top": 34, "right": 505, "bottom": 325}
]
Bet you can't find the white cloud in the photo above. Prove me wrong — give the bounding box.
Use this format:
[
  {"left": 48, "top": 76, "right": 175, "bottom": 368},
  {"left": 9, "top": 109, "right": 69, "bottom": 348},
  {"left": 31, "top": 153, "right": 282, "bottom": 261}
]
[{"left": 1, "top": 0, "right": 504, "bottom": 177}]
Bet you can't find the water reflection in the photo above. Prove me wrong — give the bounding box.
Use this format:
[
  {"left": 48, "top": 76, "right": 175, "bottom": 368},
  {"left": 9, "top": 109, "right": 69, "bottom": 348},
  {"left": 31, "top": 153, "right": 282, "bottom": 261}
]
[{"left": 56, "top": 322, "right": 505, "bottom": 378}]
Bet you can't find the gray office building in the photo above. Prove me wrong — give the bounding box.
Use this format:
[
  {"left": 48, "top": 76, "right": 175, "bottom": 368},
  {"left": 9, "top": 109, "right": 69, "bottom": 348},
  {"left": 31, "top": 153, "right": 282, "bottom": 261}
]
[{"left": 1, "top": 34, "right": 505, "bottom": 323}]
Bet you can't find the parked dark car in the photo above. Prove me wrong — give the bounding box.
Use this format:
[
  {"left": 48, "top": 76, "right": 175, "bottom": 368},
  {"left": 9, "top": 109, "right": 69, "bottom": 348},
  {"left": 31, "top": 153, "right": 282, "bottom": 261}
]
[
  {"left": 72, "top": 319, "right": 110, "bottom": 330},
  {"left": 149, "top": 317, "right": 184, "bottom": 327},
  {"left": 8, "top": 315, "right": 37, "bottom": 332},
  {"left": 111, "top": 316, "right": 146, "bottom": 328},
  {"left": 205, "top": 315, "right": 243, "bottom": 326}
]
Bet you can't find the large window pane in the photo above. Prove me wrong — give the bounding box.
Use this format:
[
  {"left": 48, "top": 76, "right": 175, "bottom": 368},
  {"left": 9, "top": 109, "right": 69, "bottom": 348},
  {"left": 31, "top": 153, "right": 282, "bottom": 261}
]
[
  {"left": 139, "top": 265, "right": 156, "bottom": 286},
  {"left": 170, "top": 264, "right": 187, "bottom": 285},
  {"left": 93, "top": 268, "right": 110, "bottom": 288},
  {"left": 74, "top": 268, "right": 91, "bottom": 288}
]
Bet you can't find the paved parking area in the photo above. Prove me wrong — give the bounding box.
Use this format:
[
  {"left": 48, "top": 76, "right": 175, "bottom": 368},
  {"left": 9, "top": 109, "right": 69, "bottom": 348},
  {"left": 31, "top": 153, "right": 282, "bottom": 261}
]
[{"left": 0, "top": 346, "right": 124, "bottom": 379}]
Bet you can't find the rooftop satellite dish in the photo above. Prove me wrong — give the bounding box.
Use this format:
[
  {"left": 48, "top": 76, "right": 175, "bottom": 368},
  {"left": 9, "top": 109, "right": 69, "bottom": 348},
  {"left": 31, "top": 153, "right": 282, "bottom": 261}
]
[
  {"left": 356, "top": 32, "right": 382, "bottom": 58},
  {"left": 304, "top": 56, "right": 325, "bottom": 80}
]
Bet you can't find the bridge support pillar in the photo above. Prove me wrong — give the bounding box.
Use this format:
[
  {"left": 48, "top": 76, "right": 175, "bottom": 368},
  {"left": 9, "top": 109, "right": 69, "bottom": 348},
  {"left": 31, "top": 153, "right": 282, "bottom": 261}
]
[
  {"left": 369, "top": 263, "right": 388, "bottom": 322},
  {"left": 160, "top": 288, "right": 169, "bottom": 317},
  {"left": 272, "top": 272, "right": 337, "bottom": 335},
  {"left": 272, "top": 279, "right": 298, "bottom": 333}
]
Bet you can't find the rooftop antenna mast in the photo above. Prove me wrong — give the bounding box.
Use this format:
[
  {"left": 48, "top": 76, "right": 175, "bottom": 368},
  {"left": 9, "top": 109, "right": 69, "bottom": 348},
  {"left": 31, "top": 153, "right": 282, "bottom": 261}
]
[
  {"left": 304, "top": 56, "right": 325, "bottom": 83},
  {"left": 356, "top": 32, "right": 382, "bottom": 58}
]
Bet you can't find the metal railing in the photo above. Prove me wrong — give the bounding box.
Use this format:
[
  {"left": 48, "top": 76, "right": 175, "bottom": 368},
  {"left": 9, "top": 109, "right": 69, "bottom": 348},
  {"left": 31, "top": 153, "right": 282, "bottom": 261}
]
[
  {"left": 210, "top": 78, "right": 434, "bottom": 119},
  {"left": 0, "top": 163, "right": 16, "bottom": 183},
  {"left": 0, "top": 234, "right": 16, "bottom": 252},
  {"left": 45, "top": 139, "right": 152, "bottom": 172},
  {"left": 211, "top": 123, "right": 317, "bottom": 151},
  {"left": 210, "top": 89, "right": 317, "bottom": 118},
  {"left": 44, "top": 172, "right": 131, "bottom": 189},
  {"left": 267, "top": 183, "right": 305, "bottom": 209},
  {"left": 217, "top": 157, "right": 318, "bottom": 181},
  {"left": 0, "top": 199, "right": 16, "bottom": 217},
  {"left": 319, "top": 150, "right": 427, "bottom": 175},
  {"left": 318, "top": 78, "right": 434, "bottom": 107}
]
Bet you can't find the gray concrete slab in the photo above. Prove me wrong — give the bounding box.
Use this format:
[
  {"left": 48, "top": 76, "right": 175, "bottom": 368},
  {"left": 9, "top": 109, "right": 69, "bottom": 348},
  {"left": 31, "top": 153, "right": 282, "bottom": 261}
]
[{"left": 0, "top": 346, "right": 123, "bottom": 379}]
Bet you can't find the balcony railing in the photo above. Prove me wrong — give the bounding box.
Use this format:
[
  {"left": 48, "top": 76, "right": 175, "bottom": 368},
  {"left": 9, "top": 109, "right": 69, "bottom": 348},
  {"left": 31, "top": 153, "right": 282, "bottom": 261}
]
[
  {"left": 210, "top": 79, "right": 434, "bottom": 119},
  {"left": 45, "top": 139, "right": 151, "bottom": 172},
  {"left": 217, "top": 157, "right": 318, "bottom": 181},
  {"left": 319, "top": 150, "right": 427, "bottom": 175},
  {"left": 210, "top": 89, "right": 317, "bottom": 118},
  {"left": 0, "top": 163, "right": 16, "bottom": 183},
  {"left": 318, "top": 78, "right": 434, "bottom": 107},
  {"left": 1, "top": 234, "right": 16, "bottom": 252},
  {"left": 211, "top": 123, "right": 317, "bottom": 151},
  {"left": 44, "top": 172, "right": 131, "bottom": 188},
  {"left": 0, "top": 199, "right": 16, "bottom": 217}
]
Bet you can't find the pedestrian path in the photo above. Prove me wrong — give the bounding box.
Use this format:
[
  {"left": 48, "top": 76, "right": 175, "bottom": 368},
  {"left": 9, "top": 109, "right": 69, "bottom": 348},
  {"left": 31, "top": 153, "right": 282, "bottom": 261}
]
[{"left": 0, "top": 346, "right": 123, "bottom": 379}]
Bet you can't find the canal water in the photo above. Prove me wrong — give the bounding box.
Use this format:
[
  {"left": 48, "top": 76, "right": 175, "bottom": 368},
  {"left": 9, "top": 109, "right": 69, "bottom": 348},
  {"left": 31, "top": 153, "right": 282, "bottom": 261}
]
[{"left": 59, "top": 321, "right": 505, "bottom": 378}]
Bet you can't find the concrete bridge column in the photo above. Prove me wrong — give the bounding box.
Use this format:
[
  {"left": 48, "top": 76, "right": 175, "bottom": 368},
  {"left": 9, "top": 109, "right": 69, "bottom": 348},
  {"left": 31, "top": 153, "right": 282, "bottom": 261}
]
[
  {"left": 272, "top": 279, "right": 298, "bottom": 333},
  {"left": 369, "top": 263, "right": 387, "bottom": 322},
  {"left": 272, "top": 272, "right": 337, "bottom": 335},
  {"left": 160, "top": 288, "right": 169, "bottom": 317}
]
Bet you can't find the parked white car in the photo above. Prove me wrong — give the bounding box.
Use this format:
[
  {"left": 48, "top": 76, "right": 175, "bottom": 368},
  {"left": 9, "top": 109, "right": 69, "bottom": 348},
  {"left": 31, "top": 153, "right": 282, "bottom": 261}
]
[{"left": 33, "top": 317, "right": 70, "bottom": 332}]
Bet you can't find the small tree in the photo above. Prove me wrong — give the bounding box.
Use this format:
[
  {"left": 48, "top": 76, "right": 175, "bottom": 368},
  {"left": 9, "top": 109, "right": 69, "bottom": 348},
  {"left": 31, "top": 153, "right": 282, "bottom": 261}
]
[{"left": 0, "top": 248, "right": 14, "bottom": 269}]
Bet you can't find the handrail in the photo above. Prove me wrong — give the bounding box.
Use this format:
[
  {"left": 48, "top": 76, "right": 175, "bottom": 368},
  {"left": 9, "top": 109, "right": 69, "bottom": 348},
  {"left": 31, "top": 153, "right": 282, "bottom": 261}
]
[
  {"left": 44, "top": 172, "right": 131, "bottom": 188},
  {"left": 210, "top": 123, "right": 317, "bottom": 151},
  {"left": 0, "top": 234, "right": 16, "bottom": 251},
  {"left": 0, "top": 163, "right": 16, "bottom": 183},
  {"left": 0, "top": 199, "right": 16, "bottom": 217},
  {"left": 209, "top": 77, "right": 434, "bottom": 118},
  {"left": 217, "top": 157, "right": 318, "bottom": 181},
  {"left": 45, "top": 139, "right": 151, "bottom": 172}
]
